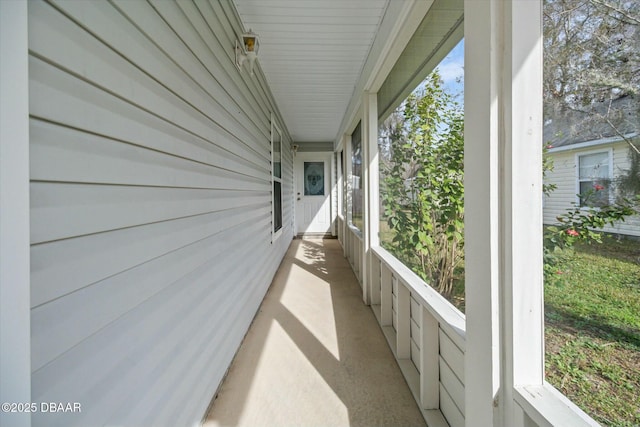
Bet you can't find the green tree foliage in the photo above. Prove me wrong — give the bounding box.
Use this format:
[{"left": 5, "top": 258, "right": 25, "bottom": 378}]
[
  {"left": 543, "top": 0, "right": 639, "bottom": 274},
  {"left": 543, "top": 146, "right": 558, "bottom": 197},
  {"left": 546, "top": 190, "right": 637, "bottom": 248},
  {"left": 544, "top": 0, "right": 639, "bottom": 149},
  {"left": 381, "top": 71, "right": 464, "bottom": 297},
  {"left": 544, "top": 185, "right": 639, "bottom": 279}
]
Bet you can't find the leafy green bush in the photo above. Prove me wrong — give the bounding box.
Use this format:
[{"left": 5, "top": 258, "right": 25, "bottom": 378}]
[
  {"left": 544, "top": 188, "right": 638, "bottom": 275},
  {"left": 381, "top": 71, "right": 464, "bottom": 297}
]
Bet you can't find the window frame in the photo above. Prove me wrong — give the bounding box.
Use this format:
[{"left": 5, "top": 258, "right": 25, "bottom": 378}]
[
  {"left": 575, "top": 148, "right": 613, "bottom": 208},
  {"left": 271, "top": 118, "right": 283, "bottom": 242},
  {"left": 350, "top": 121, "right": 363, "bottom": 232},
  {"left": 337, "top": 149, "right": 344, "bottom": 218}
]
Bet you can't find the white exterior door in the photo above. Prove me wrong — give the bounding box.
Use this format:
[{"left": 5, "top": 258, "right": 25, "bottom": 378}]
[{"left": 295, "top": 152, "right": 332, "bottom": 235}]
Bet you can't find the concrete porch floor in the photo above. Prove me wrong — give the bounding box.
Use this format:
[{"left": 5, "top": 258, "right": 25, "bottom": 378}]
[{"left": 203, "top": 238, "right": 426, "bottom": 427}]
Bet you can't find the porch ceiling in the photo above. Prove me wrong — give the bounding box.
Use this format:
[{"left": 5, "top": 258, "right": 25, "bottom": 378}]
[{"left": 233, "top": 0, "right": 389, "bottom": 144}]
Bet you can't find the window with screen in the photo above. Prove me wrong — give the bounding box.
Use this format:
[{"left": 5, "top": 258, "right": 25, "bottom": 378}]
[
  {"left": 578, "top": 151, "right": 610, "bottom": 207},
  {"left": 351, "top": 121, "right": 363, "bottom": 231},
  {"left": 272, "top": 123, "right": 283, "bottom": 235}
]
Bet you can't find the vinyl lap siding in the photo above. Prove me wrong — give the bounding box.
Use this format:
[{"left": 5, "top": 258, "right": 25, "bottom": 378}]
[
  {"left": 544, "top": 142, "right": 640, "bottom": 237},
  {"left": 543, "top": 150, "right": 576, "bottom": 225},
  {"left": 611, "top": 143, "right": 640, "bottom": 236},
  {"left": 28, "top": 1, "right": 292, "bottom": 426}
]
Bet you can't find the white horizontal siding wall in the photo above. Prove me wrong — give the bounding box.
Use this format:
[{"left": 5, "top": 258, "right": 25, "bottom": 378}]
[
  {"left": 610, "top": 143, "right": 640, "bottom": 236},
  {"left": 28, "top": 1, "right": 292, "bottom": 426},
  {"left": 544, "top": 141, "right": 640, "bottom": 237},
  {"left": 543, "top": 149, "right": 576, "bottom": 225}
]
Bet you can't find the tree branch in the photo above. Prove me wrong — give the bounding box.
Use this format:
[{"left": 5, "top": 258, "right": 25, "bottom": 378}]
[
  {"left": 590, "top": 0, "right": 640, "bottom": 25},
  {"left": 603, "top": 116, "right": 640, "bottom": 154}
]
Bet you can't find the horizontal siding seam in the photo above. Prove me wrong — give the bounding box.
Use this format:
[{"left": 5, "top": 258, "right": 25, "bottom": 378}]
[
  {"left": 28, "top": 51, "right": 271, "bottom": 171},
  {"left": 30, "top": 212, "right": 272, "bottom": 308},
  {"left": 30, "top": 116, "right": 271, "bottom": 178},
  {"left": 40, "top": 0, "right": 272, "bottom": 163},
  {"left": 31, "top": 200, "right": 271, "bottom": 246},
  {"left": 31, "top": 223, "right": 267, "bottom": 378}
]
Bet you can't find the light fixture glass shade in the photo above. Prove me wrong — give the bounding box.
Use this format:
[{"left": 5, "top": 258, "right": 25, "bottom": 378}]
[{"left": 242, "top": 31, "right": 259, "bottom": 54}]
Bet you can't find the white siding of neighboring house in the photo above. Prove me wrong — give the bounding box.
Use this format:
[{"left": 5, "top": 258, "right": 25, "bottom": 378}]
[
  {"left": 544, "top": 140, "right": 640, "bottom": 237},
  {"left": 28, "top": 1, "right": 293, "bottom": 426}
]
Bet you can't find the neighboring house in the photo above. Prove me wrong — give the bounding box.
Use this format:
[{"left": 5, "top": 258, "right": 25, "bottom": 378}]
[{"left": 544, "top": 96, "right": 640, "bottom": 237}]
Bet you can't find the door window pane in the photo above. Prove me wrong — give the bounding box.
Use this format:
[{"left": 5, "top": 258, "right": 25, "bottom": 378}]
[{"left": 304, "top": 162, "right": 324, "bottom": 196}]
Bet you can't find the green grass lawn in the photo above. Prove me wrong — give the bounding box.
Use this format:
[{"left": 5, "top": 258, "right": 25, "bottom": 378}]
[
  {"left": 544, "top": 236, "right": 640, "bottom": 427},
  {"left": 380, "top": 222, "right": 640, "bottom": 425}
]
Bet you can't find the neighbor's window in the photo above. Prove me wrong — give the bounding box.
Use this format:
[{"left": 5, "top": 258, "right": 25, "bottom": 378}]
[
  {"left": 272, "top": 122, "right": 283, "bottom": 235},
  {"left": 351, "top": 121, "right": 363, "bottom": 231},
  {"left": 577, "top": 151, "right": 610, "bottom": 207}
]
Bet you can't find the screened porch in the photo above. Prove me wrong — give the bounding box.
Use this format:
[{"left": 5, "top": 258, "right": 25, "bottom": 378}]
[{"left": 0, "top": 0, "right": 603, "bottom": 426}]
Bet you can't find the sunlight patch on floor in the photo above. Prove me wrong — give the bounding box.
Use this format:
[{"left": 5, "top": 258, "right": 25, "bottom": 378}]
[
  {"left": 204, "top": 318, "right": 348, "bottom": 427},
  {"left": 204, "top": 239, "right": 426, "bottom": 427},
  {"left": 280, "top": 262, "right": 340, "bottom": 360}
]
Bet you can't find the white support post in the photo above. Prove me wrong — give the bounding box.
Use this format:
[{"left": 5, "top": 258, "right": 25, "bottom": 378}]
[
  {"left": 341, "top": 147, "right": 348, "bottom": 250},
  {"left": 380, "top": 263, "right": 393, "bottom": 326},
  {"left": 337, "top": 148, "right": 343, "bottom": 240},
  {"left": 420, "top": 306, "right": 440, "bottom": 410},
  {"left": 464, "top": 1, "right": 544, "bottom": 426},
  {"left": 464, "top": 0, "right": 502, "bottom": 422},
  {"left": 345, "top": 134, "right": 353, "bottom": 227},
  {"left": 331, "top": 152, "right": 337, "bottom": 237},
  {"left": 503, "top": 0, "right": 545, "bottom": 422},
  {"left": 396, "top": 282, "right": 411, "bottom": 359},
  {"left": 0, "top": 2, "right": 31, "bottom": 427},
  {"left": 362, "top": 91, "right": 379, "bottom": 305},
  {"left": 344, "top": 135, "right": 352, "bottom": 258}
]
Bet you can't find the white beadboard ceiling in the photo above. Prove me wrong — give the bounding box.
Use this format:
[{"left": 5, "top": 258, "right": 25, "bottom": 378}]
[{"left": 233, "top": 0, "right": 389, "bottom": 144}]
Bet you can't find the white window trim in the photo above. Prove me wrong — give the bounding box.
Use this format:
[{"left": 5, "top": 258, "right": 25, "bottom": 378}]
[
  {"left": 271, "top": 117, "right": 283, "bottom": 243},
  {"left": 349, "top": 120, "right": 363, "bottom": 234},
  {"left": 0, "top": 1, "right": 31, "bottom": 419},
  {"left": 574, "top": 148, "right": 614, "bottom": 207},
  {"left": 337, "top": 149, "right": 343, "bottom": 219}
]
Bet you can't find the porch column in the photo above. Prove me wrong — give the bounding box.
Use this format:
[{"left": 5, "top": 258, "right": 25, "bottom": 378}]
[
  {"left": 336, "top": 146, "right": 343, "bottom": 239},
  {"left": 345, "top": 134, "right": 353, "bottom": 259},
  {"left": 0, "top": 1, "right": 31, "bottom": 427},
  {"left": 341, "top": 146, "right": 348, "bottom": 256},
  {"left": 464, "top": 0, "right": 544, "bottom": 426},
  {"left": 330, "top": 152, "right": 337, "bottom": 237},
  {"left": 362, "top": 91, "right": 379, "bottom": 305}
]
